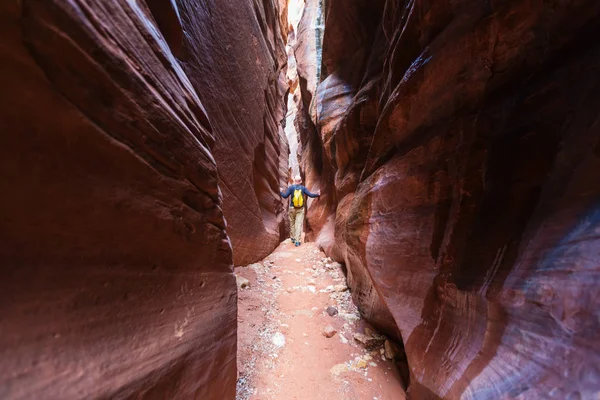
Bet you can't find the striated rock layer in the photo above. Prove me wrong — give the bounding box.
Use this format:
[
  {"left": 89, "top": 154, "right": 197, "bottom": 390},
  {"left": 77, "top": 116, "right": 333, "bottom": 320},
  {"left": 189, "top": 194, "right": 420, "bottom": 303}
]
[
  {"left": 0, "top": 0, "right": 287, "bottom": 398},
  {"left": 296, "top": 0, "right": 600, "bottom": 398},
  {"left": 174, "top": 0, "right": 289, "bottom": 266}
]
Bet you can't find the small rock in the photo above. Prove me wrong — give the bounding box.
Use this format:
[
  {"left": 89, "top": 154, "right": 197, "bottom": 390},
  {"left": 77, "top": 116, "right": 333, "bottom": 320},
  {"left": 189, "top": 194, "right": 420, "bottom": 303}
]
[
  {"left": 272, "top": 332, "right": 286, "bottom": 347},
  {"left": 339, "top": 334, "right": 348, "bottom": 344},
  {"left": 295, "top": 258, "right": 302, "bottom": 262},
  {"left": 322, "top": 326, "right": 337, "bottom": 338},
  {"left": 334, "top": 284, "right": 348, "bottom": 292},
  {"left": 369, "top": 362, "right": 377, "bottom": 367},
  {"left": 325, "top": 262, "right": 342, "bottom": 270},
  {"left": 340, "top": 313, "right": 361, "bottom": 323},
  {"left": 330, "top": 363, "right": 348, "bottom": 376},
  {"left": 326, "top": 306, "right": 339, "bottom": 316},
  {"left": 286, "top": 287, "right": 293, "bottom": 293},
  {"left": 236, "top": 275, "right": 250, "bottom": 289},
  {"left": 355, "top": 359, "right": 368, "bottom": 369},
  {"left": 307, "top": 285, "right": 316, "bottom": 293},
  {"left": 384, "top": 340, "right": 402, "bottom": 360},
  {"left": 353, "top": 333, "right": 385, "bottom": 350}
]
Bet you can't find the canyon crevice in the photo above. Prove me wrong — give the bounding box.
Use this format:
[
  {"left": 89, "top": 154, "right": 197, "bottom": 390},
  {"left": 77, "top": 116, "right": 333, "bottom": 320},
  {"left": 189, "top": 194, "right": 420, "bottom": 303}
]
[{"left": 1, "top": 0, "right": 599, "bottom": 399}]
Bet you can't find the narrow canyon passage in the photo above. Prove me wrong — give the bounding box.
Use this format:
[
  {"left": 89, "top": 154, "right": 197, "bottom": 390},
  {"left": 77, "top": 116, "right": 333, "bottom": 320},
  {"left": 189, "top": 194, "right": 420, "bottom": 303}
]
[{"left": 236, "top": 240, "right": 406, "bottom": 400}]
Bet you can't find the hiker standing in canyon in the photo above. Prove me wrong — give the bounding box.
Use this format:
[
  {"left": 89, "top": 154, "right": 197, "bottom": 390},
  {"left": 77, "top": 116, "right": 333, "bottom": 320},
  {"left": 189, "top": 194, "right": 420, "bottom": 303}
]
[{"left": 280, "top": 175, "right": 320, "bottom": 247}]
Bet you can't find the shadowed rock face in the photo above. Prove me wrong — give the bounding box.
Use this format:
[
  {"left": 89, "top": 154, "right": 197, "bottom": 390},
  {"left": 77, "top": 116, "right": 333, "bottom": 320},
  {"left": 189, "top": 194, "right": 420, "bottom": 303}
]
[
  {"left": 0, "top": 0, "right": 286, "bottom": 398},
  {"left": 295, "top": 0, "right": 600, "bottom": 397}
]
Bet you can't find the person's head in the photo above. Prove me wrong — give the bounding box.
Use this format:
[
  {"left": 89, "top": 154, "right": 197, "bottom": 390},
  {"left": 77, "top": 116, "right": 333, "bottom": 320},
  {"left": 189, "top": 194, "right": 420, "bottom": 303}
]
[{"left": 294, "top": 174, "right": 302, "bottom": 184}]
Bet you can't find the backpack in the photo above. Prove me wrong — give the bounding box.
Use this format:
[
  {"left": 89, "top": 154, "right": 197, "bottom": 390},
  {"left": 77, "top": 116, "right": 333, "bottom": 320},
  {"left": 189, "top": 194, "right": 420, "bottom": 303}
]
[{"left": 292, "top": 188, "right": 304, "bottom": 208}]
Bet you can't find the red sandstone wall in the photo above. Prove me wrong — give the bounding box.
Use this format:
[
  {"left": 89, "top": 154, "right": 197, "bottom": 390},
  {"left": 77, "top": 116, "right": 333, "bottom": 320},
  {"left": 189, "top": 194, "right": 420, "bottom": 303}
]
[
  {"left": 0, "top": 0, "right": 287, "bottom": 398},
  {"left": 296, "top": 0, "right": 600, "bottom": 397},
  {"left": 174, "top": 0, "right": 289, "bottom": 266}
]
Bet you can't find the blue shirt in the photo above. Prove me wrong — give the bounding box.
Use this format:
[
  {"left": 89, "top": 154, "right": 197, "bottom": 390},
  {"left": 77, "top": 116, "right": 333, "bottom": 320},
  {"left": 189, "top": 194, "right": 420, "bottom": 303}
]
[{"left": 280, "top": 184, "right": 319, "bottom": 208}]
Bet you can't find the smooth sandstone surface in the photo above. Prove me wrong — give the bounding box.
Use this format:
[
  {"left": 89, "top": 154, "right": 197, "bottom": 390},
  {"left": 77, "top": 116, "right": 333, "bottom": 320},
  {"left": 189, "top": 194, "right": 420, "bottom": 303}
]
[
  {"left": 174, "top": 0, "right": 289, "bottom": 266},
  {"left": 0, "top": 0, "right": 287, "bottom": 398},
  {"left": 295, "top": 0, "right": 600, "bottom": 398}
]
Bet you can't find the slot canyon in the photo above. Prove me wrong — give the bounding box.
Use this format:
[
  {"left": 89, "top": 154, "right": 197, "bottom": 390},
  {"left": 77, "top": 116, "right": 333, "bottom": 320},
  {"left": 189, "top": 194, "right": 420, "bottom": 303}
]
[{"left": 1, "top": 0, "right": 599, "bottom": 399}]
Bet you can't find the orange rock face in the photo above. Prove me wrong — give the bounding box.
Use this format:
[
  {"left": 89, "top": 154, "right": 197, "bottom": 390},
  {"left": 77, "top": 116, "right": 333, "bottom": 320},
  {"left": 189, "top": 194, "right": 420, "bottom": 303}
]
[
  {"left": 0, "top": 0, "right": 286, "bottom": 398},
  {"left": 296, "top": 0, "right": 600, "bottom": 397}
]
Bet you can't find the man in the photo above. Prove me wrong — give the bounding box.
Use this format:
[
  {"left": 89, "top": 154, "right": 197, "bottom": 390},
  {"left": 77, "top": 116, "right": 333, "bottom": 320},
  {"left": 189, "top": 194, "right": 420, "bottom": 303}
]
[{"left": 280, "top": 175, "right": 320, "bottom": 246}]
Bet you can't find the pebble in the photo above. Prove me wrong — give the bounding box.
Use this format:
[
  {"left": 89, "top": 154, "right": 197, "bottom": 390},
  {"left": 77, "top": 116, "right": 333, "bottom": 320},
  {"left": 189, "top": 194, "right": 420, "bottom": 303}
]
[
  {"left": 353, "top": 332, "right": 386, "bottom": 350},
  {"left": 331, "top": 363, "right": 348, "bottom": 376},
  {"left": 272, "top": 332, "right": 286, "bottom": 347},
  {"left": 384, "top": 339, "right": 402, "bottom": 360},
  {"left": 322, "top": 326, "right": 337, "bottom": 338},
  {"left": 236, "top": 275, "right": 250, "bottom": 289},
  {"left": 326, "top": 306, "right": 339, "bottom": 316},
  {"left": 339, "top": 313, "right": 361, "bottom": 323},
  {"left": 334, "top": 284, "right": 349, "bottom": 292}
]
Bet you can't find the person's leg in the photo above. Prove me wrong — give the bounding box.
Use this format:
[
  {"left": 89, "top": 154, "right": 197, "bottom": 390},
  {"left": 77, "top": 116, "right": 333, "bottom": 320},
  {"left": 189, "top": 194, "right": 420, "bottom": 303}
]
[
  {"left": 288, "top": 208, "right": 296, "bottom": 242},
  {"left": 295, "top": 207, "right": 305, "bottom": 244}
]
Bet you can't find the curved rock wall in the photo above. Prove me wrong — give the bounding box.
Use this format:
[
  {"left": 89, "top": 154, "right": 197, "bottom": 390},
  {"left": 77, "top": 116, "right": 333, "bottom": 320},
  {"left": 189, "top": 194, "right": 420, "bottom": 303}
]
[
  {"left": 175, "top": 0, "right": 289, "bottom": 266},
  {"left": 296, "top": 0, "right": 600, "bottom": 397},
  {"left": 0, "top": 0, "right": 287, "bottom": 398}
]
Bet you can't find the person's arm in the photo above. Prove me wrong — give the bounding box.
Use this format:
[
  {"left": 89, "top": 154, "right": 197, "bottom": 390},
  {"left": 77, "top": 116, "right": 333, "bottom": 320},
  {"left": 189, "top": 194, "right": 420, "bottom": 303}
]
[
  {"left": 302, "top": 186, "right": 320, "bottom": 198},
  {"left": 280, "top": 186, "right": 292, "bottom": 198}
]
